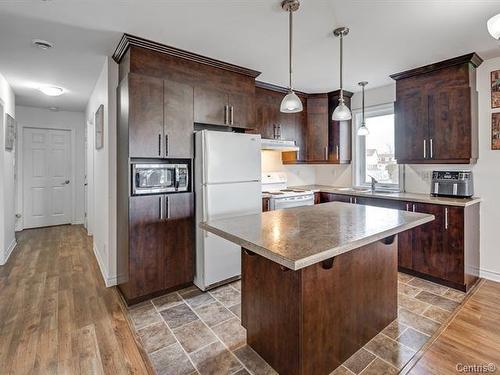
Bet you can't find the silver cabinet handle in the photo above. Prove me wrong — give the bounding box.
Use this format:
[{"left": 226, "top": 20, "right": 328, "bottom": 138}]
[
  {"left": 224, "top": 105, "right": 228, "bottom": 125},
  {"left": 444, "top": 207, "right": 448, "bottom": 230},
  {"left": 336, "top": 145, "right": 340, "bottom": 160},
  {"left": 423, "top": 139, "right": 427, "bottom": 159},
  {"left": 412, "top": 204, "right": 416, "bottom": 212},
  {"left": 159, "top": 196, "right": 163, "bottom": 220},
  {"left": 165, "top": 196, "right": 170, "bottom": 219},
  {"left": 158, "top": 133, "right": 162, "bottom": 156},
  {"left": 430, "top": 138, "right": 433, "bottom": 159},
  {"left": 230, "top": 106, "right": 234, "bottom": 125},
  {"left": 165, "top": 134, "right": 169, "bottom": 157},
  {"left": 406, "top": 203, "right": 409, "bottom": 211},
  {"left": 324, "top": 146, "right": 328, "bottom": 160}
]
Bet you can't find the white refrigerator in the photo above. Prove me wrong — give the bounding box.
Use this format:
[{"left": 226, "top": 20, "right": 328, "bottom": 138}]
[{"left": 194, "top": 130, "right": 262, "bottom": 290}]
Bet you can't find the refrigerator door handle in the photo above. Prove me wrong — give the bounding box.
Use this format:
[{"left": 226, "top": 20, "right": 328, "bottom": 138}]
[{"left": 203, "top": 186, "right": 209, "bottom": 238}]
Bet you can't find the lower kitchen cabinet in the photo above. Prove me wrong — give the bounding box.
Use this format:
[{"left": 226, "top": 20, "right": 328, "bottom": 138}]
[
  {"left": 119, "top": 192, "right": 194, "bottom": 304},
  {"left": 317, "top": 193, "right": 479, "bottom": 291},
  {"left": 262, "top": 197, "right": 270, "bottom": 212}
]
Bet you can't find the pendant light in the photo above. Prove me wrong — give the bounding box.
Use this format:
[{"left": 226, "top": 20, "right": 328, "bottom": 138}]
[
  {"left": 280, "top": 0, "right": 303, "bottom": 113},
  {"left": 357, "top": 81, "right": 369, "bottom": 136},
  {"left": 487, "top": 13, "right": 500, "bottom": 39},
  {"left": 332, "top": 27, "right": 352, "bottom": 121}
]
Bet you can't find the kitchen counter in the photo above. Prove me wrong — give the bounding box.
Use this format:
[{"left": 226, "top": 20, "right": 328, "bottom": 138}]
[
  {"left": 201, "top": 202, "right": 434, "bottom": 374},
  {"left": 200, "top": 201, "right": 433, "bottom": 270},
  {"left": 290, "top": 184, "right": 481, "bottom": 207}
]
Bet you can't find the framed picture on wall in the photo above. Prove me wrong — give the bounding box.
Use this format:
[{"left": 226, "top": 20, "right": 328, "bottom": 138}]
[
  {"left": 95, "top": 104, "right": 104, "bottom": 150},
  {"left": 5, "top": 114, "right": 16, "bottom": 151},
  {"left": 491, "top": 70, "right": 500, "bottom": 109},
  {"left": 492, "top": 113, "right": 500, "bottom": 150}
]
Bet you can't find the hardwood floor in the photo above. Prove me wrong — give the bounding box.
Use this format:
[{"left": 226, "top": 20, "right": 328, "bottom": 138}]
[
  {"left": 406, "top": 279, "right": 500, "bottom": 374},
  {"left": 0, "top": 225, "right": 151, "bottom": 375}
]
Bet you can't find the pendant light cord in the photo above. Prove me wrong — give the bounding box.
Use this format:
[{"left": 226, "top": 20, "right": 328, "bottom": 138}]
[
  {"left": 361, "top": 84, "right": 365, "bottom": 124},
  {"left": 339, "top": 33, "right": 343, "bottom": 98},
  {"left": 289, "top": 8, "right": 293, "bottom": 90}
]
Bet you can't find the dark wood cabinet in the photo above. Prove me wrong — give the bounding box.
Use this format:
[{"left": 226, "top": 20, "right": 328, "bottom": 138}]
[
  {"left": 123, "top": 193, "right": 194, "bottom": 304},
  {"left": 316, "top": 192, "right": 479, "bottom": 291},
  {"left": 164, "top": 79, "right": 194, "bottom": 158},
  {"left": 328, "top": 90, "right": 352, "bottom": 164},
  {"left": 391, "top": 53, "right": 482, "bottom": 164},
  {"left": 306, "top": 95, "right": 329, "bottom": 162},
  {"left": 128, "top": 74, "right": 194, "bottom": 159},
  {"left": 128, "top": 74, "right": 164, "bottom": 158},
  {"left": 194, "top": 87, "right": 254, "bottom": 128}
]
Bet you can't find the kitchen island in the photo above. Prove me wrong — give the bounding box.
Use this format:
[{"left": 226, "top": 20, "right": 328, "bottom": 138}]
[{"left": 201, "top": 202, "right": 434, "bottom": 375}]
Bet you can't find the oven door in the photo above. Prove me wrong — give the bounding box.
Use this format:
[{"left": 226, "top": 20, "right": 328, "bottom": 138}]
[
  {"left": 271, "top": 195, "right": 315, "bottom": 210},
  {"left": 132, "top": 164, "right": 176, "bottom": 195}
]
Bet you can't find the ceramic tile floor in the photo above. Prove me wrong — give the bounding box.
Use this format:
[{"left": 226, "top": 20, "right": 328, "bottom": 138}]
[{"left": 126, "top": 273, "right": 465, "bottom": 375}]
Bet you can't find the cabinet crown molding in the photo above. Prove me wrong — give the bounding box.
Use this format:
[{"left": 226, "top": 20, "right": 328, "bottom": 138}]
[
  {"left": 390, "top": 53, "right": 483, "bottom": 81},
  {"left": 113, "top": 33, "right": 262, "bottom": 78}
]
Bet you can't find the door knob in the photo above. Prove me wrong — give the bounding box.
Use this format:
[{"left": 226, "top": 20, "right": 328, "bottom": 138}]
[{"left": 61, "top": 180, "right": 70, "bottom": 185}]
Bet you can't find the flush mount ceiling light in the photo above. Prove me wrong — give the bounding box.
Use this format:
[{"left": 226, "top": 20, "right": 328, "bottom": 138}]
[
  {"left": 32, "top": 39, "right": 54, "bottom": 50},
  {"left": 280, "top": 0, "right": 303, "bottom": 113},
  {"left": 487, "top": 13, "right": 500, "bottom": 40},
  {"left": 332, "top": 27, "right": 352, "bottom": 121},
  {"left": 48, "top": 106, "right": 59, "bottom": 112},
  {"left": 38, "top": 86, "right": 64, "bottom": 96},
  {"left": 357, "top": 81, "right": 369, "bottom": 136}
]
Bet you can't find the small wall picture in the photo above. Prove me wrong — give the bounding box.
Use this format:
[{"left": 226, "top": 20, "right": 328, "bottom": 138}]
[
  {"left": 5, "top": 114, "right": 16, "bottom": 151},
  {"left": 492, "top": 113, "right": 500, "bottom": 150},
  {"left": 491, "top": 70, "right": 500, "bottom": 109},
  {"left": 95, "top": 104, "right": 104, "bottom": 150}
]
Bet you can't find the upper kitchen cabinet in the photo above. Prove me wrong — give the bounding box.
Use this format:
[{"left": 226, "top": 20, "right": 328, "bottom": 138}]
[
  {"left": 128, "top": 74, "right": 164, "bottom": 158},
  {"left": 127, "top": 73, "right": 194, "bottom": 159},
  {"left": 327, "top": 89, "right": 352, "bottom": 164},
  {"left": 304, "top": 90, "right": 352, "bottom": 164},
  {"left": 391, "top": 53, "right": 482, "bottom": 164},
  {"left": 253, "top": 83, "right": 307, "bottom": 162}
]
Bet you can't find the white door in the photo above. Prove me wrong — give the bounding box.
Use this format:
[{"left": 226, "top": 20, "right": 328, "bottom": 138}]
[
  {"left": 201, "top": 131, "right": 261, "bottom": 184},
  {"left": 23, "top": 128, "right": 72, "bottom": 228}
]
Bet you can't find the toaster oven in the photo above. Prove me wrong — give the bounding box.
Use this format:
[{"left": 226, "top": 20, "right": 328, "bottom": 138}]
[{"left": 431, "top": 171, "right": 473, "bottom": 198}]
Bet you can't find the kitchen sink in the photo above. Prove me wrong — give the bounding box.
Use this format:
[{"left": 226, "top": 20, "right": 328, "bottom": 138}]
[{"left": 336, "top": 187, "right": 371, "bottom": 193}]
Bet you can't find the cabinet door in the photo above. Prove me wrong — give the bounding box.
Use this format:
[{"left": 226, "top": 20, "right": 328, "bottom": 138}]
[
  {"left": 129, "top": 195, "right": 167, "bottom": 297},
  {"left": 164, "top": 193, "right": 195, "bottom": 289},
  {"left": 229, "top": 92, "right": 255, "bottom": 129},
  {"left": 442, "top": 206, "right": 465, "bottom": 284},
  {"left": 194, "top": 86, "right": 228, "bottom": 126},
  {"left": 254, "top": 88, "right": 279, "bottom": 139},
  {"left": 428, "top": 87, "right": 471, "bottom": 161},
  {"left": 331, "top": 120, "right": 352, "bottom": 163},
  {"left": 262, "top": 197, "right": 270, "bottom": 212},
  {"left": 306, "top": 96, "right": 329, "bottom": 162},
  {"left": 129, "top": 74, "right": 164, "bottom": 158},
  {"left": 319, "top": 192, "right": 352, "bottom": 203},
  {"left": 164, "top": 80, "right": 194, "bottom": 158},
  {"left": 412, "top": 203, "right": 446, "bottom": 279},
  {"left": 397, "top": 202, "right": 415, "bottom": 270},
  {"left": 394, "top": 91, "right": 428, "bottom": 162}
]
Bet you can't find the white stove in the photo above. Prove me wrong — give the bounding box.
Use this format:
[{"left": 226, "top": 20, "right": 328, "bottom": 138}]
[{"left": 262, "top": 172, "right": 315, "bottom": 210}]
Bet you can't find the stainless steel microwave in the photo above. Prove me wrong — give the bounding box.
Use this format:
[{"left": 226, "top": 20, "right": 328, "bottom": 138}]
[{"left": 132, "top": 163, "right": 189, "bottom": 195}]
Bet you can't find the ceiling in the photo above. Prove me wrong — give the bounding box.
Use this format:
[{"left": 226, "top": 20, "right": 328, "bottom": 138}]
[{"left": 0, "top": 0, "right": 499, "bottom": 112}]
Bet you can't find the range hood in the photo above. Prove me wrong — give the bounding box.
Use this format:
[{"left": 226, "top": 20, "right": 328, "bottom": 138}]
[{"left": 261, "top": 138, "right": 299, "bottom": 152}]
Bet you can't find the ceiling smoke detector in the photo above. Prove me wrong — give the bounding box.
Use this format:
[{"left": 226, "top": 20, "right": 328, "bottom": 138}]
[{"left": 32, "top": 39, "right": 54, "bottom": 50}]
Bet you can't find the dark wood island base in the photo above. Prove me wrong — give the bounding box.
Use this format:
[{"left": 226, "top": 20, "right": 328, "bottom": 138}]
[{"left": 241, "top": 235, "right": 398, "bottom": 375}]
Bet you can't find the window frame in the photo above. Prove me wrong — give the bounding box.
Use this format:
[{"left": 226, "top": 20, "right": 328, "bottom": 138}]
[{"left": 352, "top": 103, "right": 402, "bottom": 191}]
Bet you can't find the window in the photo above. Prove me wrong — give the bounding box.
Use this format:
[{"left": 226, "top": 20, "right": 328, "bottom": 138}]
[{"left": 354, "top": 104, "right": 400, "bottom": 189}]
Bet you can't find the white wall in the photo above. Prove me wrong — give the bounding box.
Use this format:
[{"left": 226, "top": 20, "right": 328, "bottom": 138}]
[
  {"left": 0, "top": 72, "right": 16, "bottom": 265},
  {"left": 14, "top": 106, "right": 86, "bottom": 230},
  {"left": 85, "top": 57, "right": 118, "bottom": 286}
]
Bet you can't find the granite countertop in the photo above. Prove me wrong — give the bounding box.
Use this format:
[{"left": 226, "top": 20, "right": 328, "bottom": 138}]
[
  {"left": 290, "top": 184, "right": 481, "bottom": 207},
  {"left": 200, "top": 202, "right": 434, "bottom": 270}
]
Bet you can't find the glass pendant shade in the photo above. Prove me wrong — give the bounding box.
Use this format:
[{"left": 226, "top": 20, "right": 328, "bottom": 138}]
[
  {"left": 488, "top": 13, "right": 500, "bottom": 39},
  {"left": 357, "top": 123, "right": 369, "bottom": 136},
  {"left": 280, "top": 90, "right": 303, "bottom": 113},
  {"left": 332, "top": 97, "right": 352, "bottom": 120}
]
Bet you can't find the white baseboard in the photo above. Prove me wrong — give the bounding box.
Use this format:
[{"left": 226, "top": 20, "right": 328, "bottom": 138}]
[
  {"left": 480, "top": 268, "right": 500, "bottom": 283},
  {"left": 92, "top": 242, "right": 118, "bottom": 287},
  {"left": 0, "top": 239, "right": 17, "bottom": 265}
]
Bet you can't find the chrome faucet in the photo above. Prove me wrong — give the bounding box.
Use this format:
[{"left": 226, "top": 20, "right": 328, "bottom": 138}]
[{"left": 368, "top": 175, "right": 378, "bottom": 192}]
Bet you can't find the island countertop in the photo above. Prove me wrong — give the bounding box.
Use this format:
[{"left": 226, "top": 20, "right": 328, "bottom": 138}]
[{"left": 200, "top": 202, "right": 434, "bottom": 270}]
